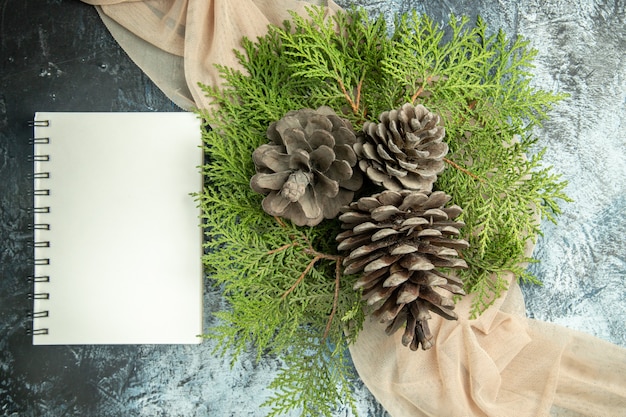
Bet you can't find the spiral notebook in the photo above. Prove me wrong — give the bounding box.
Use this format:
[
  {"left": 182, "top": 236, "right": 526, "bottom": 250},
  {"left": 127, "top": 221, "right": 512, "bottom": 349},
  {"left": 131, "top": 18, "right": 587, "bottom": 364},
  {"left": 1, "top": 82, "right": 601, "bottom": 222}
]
[{"left": 30, "top": 112, "right": 203, "bottom": 345}]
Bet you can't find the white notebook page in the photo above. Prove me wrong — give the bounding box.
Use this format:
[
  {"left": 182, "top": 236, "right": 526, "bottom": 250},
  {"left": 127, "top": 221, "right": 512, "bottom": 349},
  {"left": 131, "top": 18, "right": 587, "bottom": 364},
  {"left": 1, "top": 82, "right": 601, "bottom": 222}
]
[{"left": 32, "top": 112, "right": 203, "bottom": 345}]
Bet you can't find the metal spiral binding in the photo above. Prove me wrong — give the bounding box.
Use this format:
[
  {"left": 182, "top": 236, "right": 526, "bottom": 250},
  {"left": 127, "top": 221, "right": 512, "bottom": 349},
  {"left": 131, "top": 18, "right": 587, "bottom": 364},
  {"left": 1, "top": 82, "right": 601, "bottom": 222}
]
[
  {"left": 32, "top": 189, "right": 50, "bottom": 197},
  {"left": 28, "top": 136, "right": 50, "bottom": 145},
  {"left": 28, "top": 310, "right": 49, "bottom": 319},
  {"left": 27, "top": 291, "right": 51, "bottom": 336},
  {"left": 32, "top": 190, "right": 50, "bottom": 197},
  {"left": 29, "top": 119, "right": 51, "bottom": 338},
  {"left": 28, "top": 309, "right": 50, "bottom": 335},
  {"left": 28, "top": 292, "right": 50, "bottom": 300},
  {"left": 32, "top": 240, "right": 50, "bottom": 248},
  {"left": 30, "top": 206, "right": 50, "bottom": 214},
  {"left": 29, "top": 172, "right": 50, "bottom": 180},
  {"left": 26, "top": 308, "right": 50, "bottom": 335},
  {"left": 27, "top": 328, "right": 49, "bottom": 336},
  {"left": 27, "top": 275, "right": 50, "bottom": 283},
  {"left": 26, "top": 328, "right": 50, "bottom": 336},
  {"left": 28, "top": 120, "right": 50, "bottom": 127},
  {"left": 29, "top": 123, "right": 51, "bottom": 232},
  {"left": 28, "top": 154, "right": 50, "bottom": 162}
]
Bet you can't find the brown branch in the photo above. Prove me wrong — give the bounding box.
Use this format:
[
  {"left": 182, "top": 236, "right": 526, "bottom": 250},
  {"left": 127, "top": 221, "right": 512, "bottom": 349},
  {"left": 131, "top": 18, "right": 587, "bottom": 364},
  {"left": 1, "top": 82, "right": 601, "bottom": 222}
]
[
  {"left": 303, "top": 247, "right": 341, "bottom": 261},
  {"left": 274, "top": 232, "right": 345, "bottom": 335},
  {"left": 443, "top": 157, "right": 484, "bottom": 182},
  {"left": 323, "top": 259, "right": 342, "bottom": 339},
  {"left": 355, "top": 79, "right": 363, "bottom": 111},
  {"left": 267, "top": 242, "right": 297, "bottom": 255},
  {"left": 338, "top": 79, "right": 355, "bottom": 112},
  {"left": 279, "top": 239, "right": 342, "bottom": 300},
  {"left": 410, "top": 85, "right": 425, "bottom": 104},
  {"left": 281, "top": 255, "right": 321, "bottom": 300},
  {"left": 337, "top": 78, "right": 364, "bottom": 115},
  {"left": 274, "top": 216, "right": 287, "bottom": 228},
  {"left": 411, "top": 75, "right": 439, "bottom": 104}
]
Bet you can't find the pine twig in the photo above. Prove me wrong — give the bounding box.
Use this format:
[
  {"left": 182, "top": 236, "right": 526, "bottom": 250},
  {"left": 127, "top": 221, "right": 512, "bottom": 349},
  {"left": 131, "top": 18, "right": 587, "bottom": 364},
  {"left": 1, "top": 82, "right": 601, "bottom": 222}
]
[
  {"left": 323, "top": 259, "right": 342, "bottom": 339},
  {"left": 268, "top": 242, "right": 297, "bottom": 255},
  {"left": 266, "top": 225, "right": 346, "bottom": 340},
  {"left": 302, "top": 247, "right": 341, "bottom": 263},
  {"left": 281, "top": 254, "right": 322, "bottom": 299},
  {"left": 276, "top": 235, "right": 343, "bottom": 300},
  {"left": 355, "top": 79, "right": 363, "bottom": 111},
  {"left": 338, "top": 78, "right": 363, "bottom": 115},
  {"left": 410, "top": 75, "right": 442, "bottom": 103},
  {"left": 443, "top": 157, "right": 484, "bottom": 182},
  {"left": 410, "top": 85, "right": 426, "bottom": 103},
  {"left": 274, "top": 216, "right": 287, "bottom": 228}
]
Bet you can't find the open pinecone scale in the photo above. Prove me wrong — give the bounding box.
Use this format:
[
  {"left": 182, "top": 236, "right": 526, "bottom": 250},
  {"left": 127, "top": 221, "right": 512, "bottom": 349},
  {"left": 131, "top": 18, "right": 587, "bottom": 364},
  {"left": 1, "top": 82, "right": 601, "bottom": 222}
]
[
  {"left": 355, "top": 103, "right": 448, "bottom": 192},
  {"left": 250, "top": 106, "right": 363, "bottom": 227},
  {"left": 337, "top": 189, "right": 469, "bottom": 350},
  {"left": 250, "top": 102, "right": 469, "bottom": 351}
]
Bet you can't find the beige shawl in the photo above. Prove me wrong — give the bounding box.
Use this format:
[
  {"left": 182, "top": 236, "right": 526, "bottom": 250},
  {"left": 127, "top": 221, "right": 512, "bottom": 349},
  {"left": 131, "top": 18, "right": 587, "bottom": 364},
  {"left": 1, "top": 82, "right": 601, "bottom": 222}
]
[{"left": 80, "top": 1, "right": 626, "bottom": 415}]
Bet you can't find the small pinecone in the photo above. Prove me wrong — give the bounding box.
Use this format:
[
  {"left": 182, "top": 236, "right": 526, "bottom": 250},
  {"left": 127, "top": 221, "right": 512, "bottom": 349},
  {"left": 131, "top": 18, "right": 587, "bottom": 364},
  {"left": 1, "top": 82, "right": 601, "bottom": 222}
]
[
  {"left": 251, "top": 107, "right": 363, "bottom": 226},
  {"left": 336, "top": 189, "right": 469, "bottom": 350},
  {"left": 355, "top": 103, "right": 448, "bottom": 192}
]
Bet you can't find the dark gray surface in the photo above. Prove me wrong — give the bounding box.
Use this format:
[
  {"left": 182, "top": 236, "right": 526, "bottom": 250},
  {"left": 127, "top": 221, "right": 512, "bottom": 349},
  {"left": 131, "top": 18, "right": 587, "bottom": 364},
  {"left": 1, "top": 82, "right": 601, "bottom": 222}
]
[{"left": 1, "top": 1, "right": 624, "bottom": 416}]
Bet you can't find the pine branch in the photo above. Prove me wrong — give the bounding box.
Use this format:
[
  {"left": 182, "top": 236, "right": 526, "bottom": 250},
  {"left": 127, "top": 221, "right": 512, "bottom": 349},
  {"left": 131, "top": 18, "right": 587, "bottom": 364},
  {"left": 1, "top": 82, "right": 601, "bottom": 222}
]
[
  {"left": 443, "top": 157, "right": 485, "bottom": 182},
  {"left": 263, "top": 332, "right": 359, "bottom": 417},
  {"left": 196, "top": 6, "right": 569, "bottom": 415},
  {"left": 323, "top": 259, "right": 343, "bottom": 339}
]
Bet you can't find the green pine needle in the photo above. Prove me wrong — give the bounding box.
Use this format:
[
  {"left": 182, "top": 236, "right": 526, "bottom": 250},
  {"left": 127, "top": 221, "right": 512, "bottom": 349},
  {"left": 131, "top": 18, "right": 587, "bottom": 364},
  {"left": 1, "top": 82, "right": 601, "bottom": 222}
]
[{"left": 196, "top": 6, "right": 570, "bottom": 415}]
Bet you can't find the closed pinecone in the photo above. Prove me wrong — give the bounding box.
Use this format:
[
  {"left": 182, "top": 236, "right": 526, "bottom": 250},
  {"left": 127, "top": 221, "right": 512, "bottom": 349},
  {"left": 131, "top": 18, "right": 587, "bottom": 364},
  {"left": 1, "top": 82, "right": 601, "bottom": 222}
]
[
  {"left": 355, "top": 103, "right": 448, "bottom": 192},
  {"left": 336, "top": 189, "right": 469, "bottom": 350},
  {"left": 251, "top": 107, "right": 363, "bottom": 226}
]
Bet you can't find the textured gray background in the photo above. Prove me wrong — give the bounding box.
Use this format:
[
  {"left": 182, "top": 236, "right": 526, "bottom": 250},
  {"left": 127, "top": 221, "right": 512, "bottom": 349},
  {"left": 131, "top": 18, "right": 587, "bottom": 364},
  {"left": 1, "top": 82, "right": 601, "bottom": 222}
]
[{"left": 1, "top": 0, "right": 624, "bottom": 416}]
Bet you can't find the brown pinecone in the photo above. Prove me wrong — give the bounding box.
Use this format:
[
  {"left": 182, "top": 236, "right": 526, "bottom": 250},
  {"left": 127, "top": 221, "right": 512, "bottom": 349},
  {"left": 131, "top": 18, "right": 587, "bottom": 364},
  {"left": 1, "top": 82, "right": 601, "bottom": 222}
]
[
  {"left": 355, "top": 103, "right": 448, "bottom": 192},
  {"left": 250, "top": 107, "right": 363, "bottom": 226},
  {"left": 336, "top": 189, "right": 469, "bottom": 350}
]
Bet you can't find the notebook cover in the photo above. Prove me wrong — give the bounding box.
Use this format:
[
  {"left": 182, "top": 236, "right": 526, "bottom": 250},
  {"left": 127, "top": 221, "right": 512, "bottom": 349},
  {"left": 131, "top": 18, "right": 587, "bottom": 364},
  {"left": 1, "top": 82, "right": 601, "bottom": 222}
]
[{"left": 31, "top": 112, "right": 203, "bottom": 345}]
